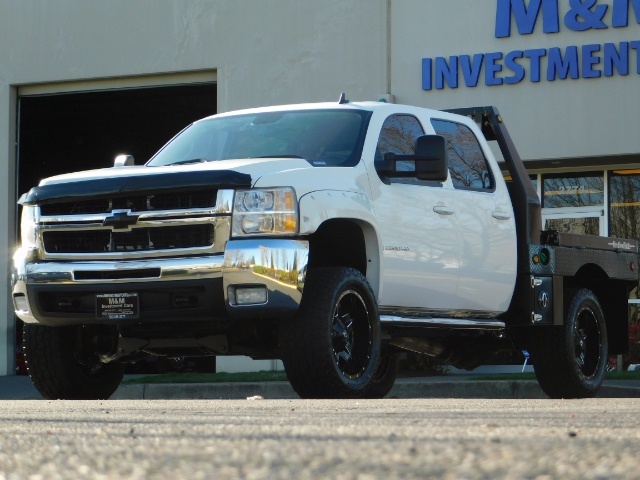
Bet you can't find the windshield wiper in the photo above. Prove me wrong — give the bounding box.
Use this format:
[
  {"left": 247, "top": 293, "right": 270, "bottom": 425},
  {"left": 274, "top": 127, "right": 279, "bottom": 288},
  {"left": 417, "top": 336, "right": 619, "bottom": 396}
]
[
  {"left": 164, "top": 158, "right": 208, "bottom": 166},
  {"left": 256, "top": 155, "right": 304, "bottom": 159}
]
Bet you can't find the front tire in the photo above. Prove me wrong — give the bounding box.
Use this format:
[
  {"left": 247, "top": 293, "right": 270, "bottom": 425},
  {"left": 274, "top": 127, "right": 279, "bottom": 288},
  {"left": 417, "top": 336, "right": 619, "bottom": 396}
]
[
  {"left": 23, "top": 324, "right": 125, "bottom": 400},
  {"left": 532, "top": 288, "right": 608, "bottom": 399},
  {"left": 282, "top": 267, "right": 381, "bottom": 398},
  {"left": 363, "top": 351, "right": 400, "bottom": 399}
]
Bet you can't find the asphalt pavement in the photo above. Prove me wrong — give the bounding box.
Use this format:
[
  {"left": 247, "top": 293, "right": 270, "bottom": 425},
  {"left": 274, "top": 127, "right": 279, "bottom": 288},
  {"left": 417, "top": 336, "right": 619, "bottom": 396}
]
[
  {"left": 3, "top": 397, "right": 640, "bottom": 479},
  {"left": 1, "top": 374, "right": 639, "bottom": 400}
]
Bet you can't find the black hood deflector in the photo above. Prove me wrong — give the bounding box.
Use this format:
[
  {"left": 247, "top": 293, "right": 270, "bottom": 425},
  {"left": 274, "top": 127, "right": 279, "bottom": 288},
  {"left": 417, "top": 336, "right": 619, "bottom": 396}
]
[{"left": 19, "top": 170, "right": 252, "bottom": 205}]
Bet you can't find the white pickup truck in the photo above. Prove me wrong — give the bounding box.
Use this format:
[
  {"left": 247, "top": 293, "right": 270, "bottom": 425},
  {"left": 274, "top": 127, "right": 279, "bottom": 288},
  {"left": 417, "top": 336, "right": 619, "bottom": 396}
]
[{"left": 12, "top": 97, "right": 638, "bottom": 399}]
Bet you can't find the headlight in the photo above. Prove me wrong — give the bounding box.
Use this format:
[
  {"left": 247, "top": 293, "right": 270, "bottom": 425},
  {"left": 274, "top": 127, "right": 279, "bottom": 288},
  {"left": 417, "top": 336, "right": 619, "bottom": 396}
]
[
  {"left": 232, "top": 188, "right": 298, "bottom": 237},
  {"left": 20, "top": 205, "right": 38, "bottom": 248}
]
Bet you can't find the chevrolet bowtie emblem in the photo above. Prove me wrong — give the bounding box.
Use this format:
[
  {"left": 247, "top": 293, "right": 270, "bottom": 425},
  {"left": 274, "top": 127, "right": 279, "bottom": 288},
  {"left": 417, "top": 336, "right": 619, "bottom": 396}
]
[{"left": 103, "top": 210, "right": 139, "bottom": 230}]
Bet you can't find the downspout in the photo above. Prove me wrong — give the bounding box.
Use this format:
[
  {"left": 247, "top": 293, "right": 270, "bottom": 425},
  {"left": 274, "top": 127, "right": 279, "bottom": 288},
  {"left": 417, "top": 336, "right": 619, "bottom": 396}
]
[{"left": 386, "top": 0, "right": 392, "bottom": 96}]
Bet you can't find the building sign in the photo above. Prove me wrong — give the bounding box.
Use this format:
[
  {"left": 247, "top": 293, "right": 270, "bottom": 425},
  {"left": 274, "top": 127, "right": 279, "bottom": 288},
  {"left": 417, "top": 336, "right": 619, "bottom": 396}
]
[{"left": 422, "top": 0, "right": 640, "bottom": 90}]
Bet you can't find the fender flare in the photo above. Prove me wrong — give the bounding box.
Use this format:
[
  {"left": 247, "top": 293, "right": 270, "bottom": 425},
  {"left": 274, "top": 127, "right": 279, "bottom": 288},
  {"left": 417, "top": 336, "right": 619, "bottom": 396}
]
[{"left": 298, "top": 190, "right": 383, "bottom": 299}]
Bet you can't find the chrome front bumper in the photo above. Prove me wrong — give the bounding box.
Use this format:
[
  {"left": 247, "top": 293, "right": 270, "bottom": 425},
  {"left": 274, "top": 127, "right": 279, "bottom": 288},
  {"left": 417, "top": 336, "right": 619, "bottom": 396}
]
[{"left": 12, "top": 238, "right": 309, "bottom": 324}]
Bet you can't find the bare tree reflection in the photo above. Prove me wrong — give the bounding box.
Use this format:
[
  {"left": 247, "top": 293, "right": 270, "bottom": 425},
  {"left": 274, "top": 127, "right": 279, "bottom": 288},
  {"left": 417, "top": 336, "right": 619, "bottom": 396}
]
[
  {"left": 542, "top": 175, "right": 604, "bottom": 208},
  {"left": 431, "top": 120, "right": 492, "bottom": 190},
  {"left": 610, "top": 174, "right": 640, "bottom": 240}
]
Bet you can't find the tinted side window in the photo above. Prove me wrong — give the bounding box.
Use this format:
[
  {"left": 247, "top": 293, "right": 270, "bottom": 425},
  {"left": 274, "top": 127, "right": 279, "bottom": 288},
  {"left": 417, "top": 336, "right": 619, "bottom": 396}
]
[
  {"left": 376, "top": 114, "right": 424, "bottom": 160},
  {"left": 431, "top": 119, "right": 493, "bottom": 190}
]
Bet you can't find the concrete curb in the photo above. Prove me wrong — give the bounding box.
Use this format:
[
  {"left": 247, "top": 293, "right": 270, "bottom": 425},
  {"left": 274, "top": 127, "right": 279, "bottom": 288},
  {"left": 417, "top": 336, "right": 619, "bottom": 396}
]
[
  {"left": 111, "top": 379, "right": 640, "bottom": 400},
  {"left": 3, "top": 375, "right": 639, "bottom": 400}
]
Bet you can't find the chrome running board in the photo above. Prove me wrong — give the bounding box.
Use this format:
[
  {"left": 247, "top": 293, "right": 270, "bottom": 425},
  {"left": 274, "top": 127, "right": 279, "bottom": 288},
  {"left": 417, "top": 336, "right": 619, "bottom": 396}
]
[{"left": 380, "top": 315, "right": 505, "bottom": 330}]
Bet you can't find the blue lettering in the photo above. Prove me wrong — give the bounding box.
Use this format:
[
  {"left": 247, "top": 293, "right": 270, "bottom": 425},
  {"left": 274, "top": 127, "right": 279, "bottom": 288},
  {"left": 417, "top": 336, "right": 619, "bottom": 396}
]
[
  {"left": 420, "top": 44, "right": 640, "bottom": 88},
  {"left": 435, "top": 56, "right": 459, "bottom": 89},
  {"left": 565, "top": 0, "right": 608, "bottom": 31},
  {"left": 505, "top": 50, "right": 526, "bottom": 84},
  {"left": 547, "top": 46, "right": 580, "bottom": 80},
  {"left": 485, "top": 52, "right": 504, "bottom": 85},
  {"left": 422, "top": 58, "right": 433, "bottom": 90},
  {"left": 631, "top": 40, "right": 640, "bottom": 73},
  {"left": 604, "top": 42, "right": 629, "bottom": 76},
  {"left": 460, "top": 54, "right": 484, "bottom": 87},
  {"left": 582, "top": 43, "right": 602, "bottom": 78},
  {"left": 612, "top": 0, "right": 640, "bottom": 27},
  {"left": 524, "top": 48, "right": 547, "bottom": 82},
  {"left": 495, "top": 0, "right": 560, "bottom": 37}
]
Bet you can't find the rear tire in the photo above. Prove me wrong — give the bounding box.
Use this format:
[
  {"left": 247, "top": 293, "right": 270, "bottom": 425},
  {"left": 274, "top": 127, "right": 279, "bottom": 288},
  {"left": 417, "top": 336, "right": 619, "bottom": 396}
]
[
  {"left": 532, "top": 288, "right": 608, "bottom": 399},
  {"left": 23, "top": 324, "right": 125, "bottom": 400},
  {"left": 282, "top": 267, "right": 381, "bottom": 399}
]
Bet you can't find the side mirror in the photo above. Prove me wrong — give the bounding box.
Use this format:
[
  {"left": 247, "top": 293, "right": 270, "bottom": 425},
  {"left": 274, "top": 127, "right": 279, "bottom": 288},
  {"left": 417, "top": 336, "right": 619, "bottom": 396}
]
[
  {"left": 376, "top": 135, "right": 448, "bottom": 182},
  {"left": 414, "top": 135, "right": 448, "bottom": 181},
  {"left": 114, "top": 154, "right": 135, "bottom": 167}
]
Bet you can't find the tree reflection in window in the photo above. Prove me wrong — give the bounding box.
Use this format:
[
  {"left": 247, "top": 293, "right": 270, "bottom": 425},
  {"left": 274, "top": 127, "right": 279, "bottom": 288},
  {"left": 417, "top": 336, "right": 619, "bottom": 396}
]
[
  {"left": 542, "top": 174, "right": 604, "bottom": 208},
  {"left": 374, "top": 114, "right": 430, "bottom": 181},
  {"left": 545, "top": 217, "right": 600, "bottom": 236},
  {"left": 431, "top": 119, "right": 493, "bottom": 190},
  {"left": 610, "top": 172, "right": 640, "bottom": 240},
  {"left": 375, "top": 114, "right": 424, "bottom": 170}
]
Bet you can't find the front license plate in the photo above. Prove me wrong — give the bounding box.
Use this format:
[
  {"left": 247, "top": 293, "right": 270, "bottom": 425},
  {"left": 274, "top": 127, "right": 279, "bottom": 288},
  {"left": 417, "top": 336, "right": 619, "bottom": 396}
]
[{"left": 96, "top": 293, "right": 139, "bottom": 320}]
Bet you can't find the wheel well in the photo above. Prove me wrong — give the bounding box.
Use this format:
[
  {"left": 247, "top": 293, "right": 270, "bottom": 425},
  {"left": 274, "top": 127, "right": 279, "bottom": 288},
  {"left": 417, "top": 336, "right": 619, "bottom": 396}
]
[
  {"left": 308, "top": 219, "right": 368, "bottom": 276},
  {"left": 566, "top": 264, "right": 631, "bottom": 355}
]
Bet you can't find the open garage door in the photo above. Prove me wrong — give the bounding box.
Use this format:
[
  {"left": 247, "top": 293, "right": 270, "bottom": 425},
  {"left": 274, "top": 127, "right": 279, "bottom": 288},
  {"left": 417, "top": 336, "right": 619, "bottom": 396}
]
[
  {"left": 17, "top": 82, "right": 217, "bottom": 198},
  {"left": 14, "top": 80, "right": 217, "bottom": 374}
]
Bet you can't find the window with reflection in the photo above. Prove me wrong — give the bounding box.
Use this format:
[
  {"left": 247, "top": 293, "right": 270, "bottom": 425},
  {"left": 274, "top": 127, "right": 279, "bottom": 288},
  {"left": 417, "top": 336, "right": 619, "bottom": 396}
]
[
  {"left": 375, "top": 114, "right": 424, "bottom": 161},
  {"left": 431, "top": 119, "right": 493, "bottom": 190},
  {"left": 610, "top": 170, "right": 640, "bottom": 364},
  {"left": 375, "top": 114, "right": 426, "bottom": 180},
  {"left": 542, "top": 173, "right": 604, "bottom": 208},
  {"left": 610, "top": 171, "right": 640, "bottom": 240}
]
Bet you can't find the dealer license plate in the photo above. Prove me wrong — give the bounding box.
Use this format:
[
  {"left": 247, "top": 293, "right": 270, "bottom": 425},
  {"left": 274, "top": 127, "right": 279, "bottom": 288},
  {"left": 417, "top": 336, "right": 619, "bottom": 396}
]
[{"left": 96, "top": 293, "right": 139, "bottom": 320}]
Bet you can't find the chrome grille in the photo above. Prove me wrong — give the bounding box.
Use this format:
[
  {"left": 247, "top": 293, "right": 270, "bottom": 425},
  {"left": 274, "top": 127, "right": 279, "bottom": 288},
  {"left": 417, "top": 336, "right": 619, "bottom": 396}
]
[{"left": 35, "top": 189, "right": 233, "bottom": 260}]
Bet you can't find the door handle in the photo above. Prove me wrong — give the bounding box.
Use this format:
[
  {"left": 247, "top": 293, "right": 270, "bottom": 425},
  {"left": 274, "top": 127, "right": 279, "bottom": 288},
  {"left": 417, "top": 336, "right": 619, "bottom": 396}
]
[
  {"left": 433, "top": 205, "right": 455, "bottom": 215},
  {"left": 492, "top": 210, "right": 511, "bottom": 220}
]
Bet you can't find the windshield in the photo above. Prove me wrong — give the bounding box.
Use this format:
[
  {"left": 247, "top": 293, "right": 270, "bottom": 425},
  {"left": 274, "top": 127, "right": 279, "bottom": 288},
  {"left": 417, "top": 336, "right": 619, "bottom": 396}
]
[{"left": 147, "top": 109, "right": 371, "bottom": 167}]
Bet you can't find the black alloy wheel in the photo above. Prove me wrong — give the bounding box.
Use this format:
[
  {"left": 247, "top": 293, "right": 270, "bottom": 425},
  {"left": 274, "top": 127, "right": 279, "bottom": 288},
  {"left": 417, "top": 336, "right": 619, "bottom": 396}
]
[
  {"left": 331, "top": 289, "right": 374, "bottom": 381},
  {"left": 532, "top": 288, "right": 608, "bottom": 399},
  {"left": 282, "top": 267, "right": 381, "bottom": 398},
  {"left": 574, "top": 306, "right": 603, "bottom": 379}
]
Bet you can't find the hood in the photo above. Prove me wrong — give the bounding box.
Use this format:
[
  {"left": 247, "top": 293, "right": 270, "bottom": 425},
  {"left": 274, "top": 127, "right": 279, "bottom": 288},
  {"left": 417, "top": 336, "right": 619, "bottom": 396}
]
[
  {"left": 36, "top": 157, "right": 314, "bottom": 187},
  {"left": 19, "top": 157, "right": 347, "bottom": 205}
]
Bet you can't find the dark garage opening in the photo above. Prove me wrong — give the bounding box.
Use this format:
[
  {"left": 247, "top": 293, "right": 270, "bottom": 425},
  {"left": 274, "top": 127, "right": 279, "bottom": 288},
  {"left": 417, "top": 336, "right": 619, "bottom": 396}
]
[
  {"left": 18, "top": 82, "right": 217, "bottom": 198},
  {"left": 15, "top": 82, "right": 217, "bottom": 375}
]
